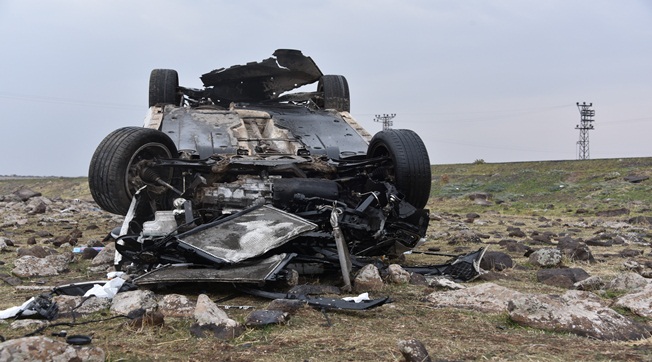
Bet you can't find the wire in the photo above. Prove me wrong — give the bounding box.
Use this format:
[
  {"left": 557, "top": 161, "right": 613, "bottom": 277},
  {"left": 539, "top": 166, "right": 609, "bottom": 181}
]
[{"left": 0, "top": 91, "right": 141, "bottom": 110}]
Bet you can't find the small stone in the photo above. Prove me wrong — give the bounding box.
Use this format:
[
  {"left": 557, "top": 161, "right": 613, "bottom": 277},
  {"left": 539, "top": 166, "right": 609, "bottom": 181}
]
[
  {"left": 480, "top": 251, "right": 513, "bottom": 271},
  {"left": 397, "top": 339, "right": 432, "bottom": 362},
  {"left": 158, "top": 294, "right": 196, "bottom": 318},
  {"left": 386, "top": 264, "right": 410, "bottom": 284},
  {"left": 110, "top": 290, "right": 158, "bottom": 315},
  {"left": 353, "top": 264, "right": 384, "bottom": 292},
  {"left": 244, "top": 310, "right": 290, "bottom": 327},
  {"left": 529, "top": 248, "right": 562, "bottom": 268}
]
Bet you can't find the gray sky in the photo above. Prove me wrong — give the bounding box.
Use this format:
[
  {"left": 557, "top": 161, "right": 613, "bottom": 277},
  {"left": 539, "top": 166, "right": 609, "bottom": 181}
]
[{"left": 1, "top": 0, "right": 650, "bottom": 176}]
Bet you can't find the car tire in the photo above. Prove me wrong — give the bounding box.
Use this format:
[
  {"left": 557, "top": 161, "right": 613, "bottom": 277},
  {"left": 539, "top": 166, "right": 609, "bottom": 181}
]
[
  {"left": 318, "top": 75, "right": 350, "bottom": 112},
  {"left": 367, "top": 129, "right": 431, "bottom": 209},
  {"left": 88, "top": 127, "right": 178, "bottom": 215},
  {"left": 149, "top": 69, "right": 180, "bottom": 107}
]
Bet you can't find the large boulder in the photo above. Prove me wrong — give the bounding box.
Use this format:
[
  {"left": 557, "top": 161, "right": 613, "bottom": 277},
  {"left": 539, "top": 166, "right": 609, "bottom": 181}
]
[
  {"left": 12, "top": 253, "right": 71, "bottom": 278},
  {"left": 508, "top": 290, "right": 651, "bottom": 341},
  {"left": 425, "top": 282, "right": 523, "bottom": 313},
  {"left": 607, "top": 272, "right": 649, "bottom": 293},
  {"left": 0, "top": 336, "right": 105, "bottom": 361},
  {"left": 614, "top": 283, "right": 652, "bottom": 318}
]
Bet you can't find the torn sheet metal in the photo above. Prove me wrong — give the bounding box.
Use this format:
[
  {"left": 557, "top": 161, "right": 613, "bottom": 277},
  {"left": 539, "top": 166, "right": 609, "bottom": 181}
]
[
  {"left": 177, "top": 205, "right": 316, "bottom": 264},
  {"left": 237, "top": 287, "right": 391, "bottom": 311},
  {"left": 403, "top": 247, "right": 487, "bottom": 282},
  {"left": 134, "top": 254, "right": 294, "bottom": 285},
  {"left": 200, "top": 49, "right": 322, "bottom": 103}
]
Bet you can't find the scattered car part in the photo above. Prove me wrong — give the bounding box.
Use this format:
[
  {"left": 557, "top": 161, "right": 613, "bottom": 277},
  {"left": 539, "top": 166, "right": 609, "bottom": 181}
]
[{"left": 237, "top": 287, "right": 391, "bottom": 311}]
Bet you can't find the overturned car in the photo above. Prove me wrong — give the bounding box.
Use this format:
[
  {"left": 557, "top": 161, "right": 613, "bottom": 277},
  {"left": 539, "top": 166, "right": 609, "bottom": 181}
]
[{"left": 89, "top": 50, "right": 482, "bottom": 293}]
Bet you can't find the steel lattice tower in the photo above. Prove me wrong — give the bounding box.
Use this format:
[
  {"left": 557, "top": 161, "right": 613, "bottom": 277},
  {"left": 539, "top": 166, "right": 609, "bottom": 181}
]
[
  {"left": 374, "top": 113, "right": 396, "bottom": 131},
  {"left": 575, "top": 102, "right": 595, "bottom": 160}
]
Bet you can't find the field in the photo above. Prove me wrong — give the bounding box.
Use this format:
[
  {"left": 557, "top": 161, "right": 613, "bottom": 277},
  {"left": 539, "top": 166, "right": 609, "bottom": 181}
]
[{"left": 1, "top": 157, "right": 651, "bottom": 361}]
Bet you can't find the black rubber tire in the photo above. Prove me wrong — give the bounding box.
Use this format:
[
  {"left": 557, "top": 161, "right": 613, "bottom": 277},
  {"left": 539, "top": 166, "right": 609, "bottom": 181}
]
[
  {"left": 88, "top": 127, "right": 178, "bottom": 215},
  {"left": 367, "top": 129, "right": 431, "bottom": 209},
  {"left": 149, "top": 69, "right": 180, "bottom": 107},
  {"left": 317, "top": 75, "right": 350, "bottom": 112}
]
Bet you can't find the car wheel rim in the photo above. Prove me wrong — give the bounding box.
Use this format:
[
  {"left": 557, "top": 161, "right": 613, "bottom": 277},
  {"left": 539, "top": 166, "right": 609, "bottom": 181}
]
[{"left": 125, "top": 142, "right": 173, "bottom": 198}]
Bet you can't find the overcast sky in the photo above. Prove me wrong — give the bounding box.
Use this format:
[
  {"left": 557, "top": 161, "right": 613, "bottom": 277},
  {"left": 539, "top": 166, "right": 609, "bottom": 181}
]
[{"left": 1, "top": 0, "right": 650, "bottom": 176}]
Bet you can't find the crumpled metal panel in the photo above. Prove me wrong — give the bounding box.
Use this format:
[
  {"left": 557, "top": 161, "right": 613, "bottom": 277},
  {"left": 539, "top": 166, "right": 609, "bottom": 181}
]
[
  {"left": 178, "top": 205, "right": 316, "bottom": 263},
  {"left": 200, "top": 49, "right": 323, "bottom": 104}
]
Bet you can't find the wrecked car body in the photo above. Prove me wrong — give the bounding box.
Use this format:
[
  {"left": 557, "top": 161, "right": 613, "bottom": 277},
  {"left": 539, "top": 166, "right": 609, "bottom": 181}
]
[{"left": 88, "top": 49, "right": 482, "bottom": 292}]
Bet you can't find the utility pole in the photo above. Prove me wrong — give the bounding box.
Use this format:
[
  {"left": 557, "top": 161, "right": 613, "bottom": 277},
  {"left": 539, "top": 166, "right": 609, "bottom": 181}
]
[
  {"left": 374, "top": 113, "right": 396, "bottom": 131},
  {"left": 575, "top": 102, "right": 595, "bottom": 160}
]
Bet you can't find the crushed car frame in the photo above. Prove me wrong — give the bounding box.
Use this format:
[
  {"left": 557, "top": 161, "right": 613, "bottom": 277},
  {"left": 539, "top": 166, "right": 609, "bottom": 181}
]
[{"left": 88, "top": 49, "right": 483, "bottom": 295}]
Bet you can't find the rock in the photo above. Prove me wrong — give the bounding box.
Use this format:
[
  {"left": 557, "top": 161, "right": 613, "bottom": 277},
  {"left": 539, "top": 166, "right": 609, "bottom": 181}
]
[
  {"left": 81, "top": 247, "right": 100, "bottom": 260},
  {"left": 110, "top": 290, "right": 158, "bottom": 315},
  {"left": 528, "top": 248, "right": 562, "bottom": 267},
  {"left": 537, "top": 268, "right": 590, "bottom": 289},
  {"left": 386, "top": 264, "right": 410, "bottom": 284},
  {"left": 628, "top": 216, "right": 652, "bottom": 225},
  {"left": 408, "top": 272, "right": 428, "bottom": 286},
  {"left": 622, "top": 260, "right": 643, "bottom": 272},
  {"left": 607, "top": 272, "right": 649, "bottom": 293},
  {"left": 0, "top": 336, "right": 105, "bottom": 361},
  {"left": 556, "top": 237, "right": 594, "bottom": 262},
  {"left": 158, "top": 294, "right": 196, "bottom": 318},
  {"left": 128, "top": 310, "right": 165, "bottom": 329},
  {"left": 12, "top": 253, "right": 71, "bottom": 277},
  {"left": 0, "top": 238, "right": 8, "bottom": 252},
  {"left": 353, "top": 264, "right": 384, "bottom": 292},
  {"left": 507, "top": 227, "right": 526, "bottom": 238},
  {"left": 426, "top": 276, "right": 465, "bottom": 290},
  {"left": 480, "top": 251, "right": 513, "bottom": 271},
  {"left": 508, "top": 290, "right": 651, "bottom": 341},
  {"left": 189, "top": 323, "right": 245, "bottom": 340},
  {"left": 267, "top": 299, "right": 305, "bottom": 314},
  {"left": 12, "top": 188, "right": 41, "bottom": 201},
  {"left": 624, "top": 175, "right": 649, "bottom": 183},
  {"left": 10, "top": 319, "right": 47, "bottom": 330},
  {"left": 53, "top": 295, "right": 111, "bottom": 315},
  {"left": 466, "top": 212, "right": 480, "bottom": 220},
  {"left": 425, "top": 282, "right": 524, "bottom": 313},
  {"left": 596, "top": 208, "right": 630, "bottom": 217},
  {"left": 16, "top": 245, "right": 57, "bottom": 258},
  {"left": 448, "top": 230, "right": 483, "bottom": 244},
  {"left": 244, "top": 310, "right": 290, "bottom": 327},
  {"left": 27, "top": 200, "right": 47, "bottom": 215},
  {"left": 194, "top": 294, "right": 239, "bottom": 327},
  {"left": 397, "top": 339, "right": 432, "bottom": 362},
  {"left": 614, "top": 283, "right": 652, "bottom": 317},
  {"left": 574, "top": 276, "right": 605, "bottom": 291},
  {"left": 500, "top": 239, "right": 532, "bottom": 254},
  {"left": 620, "top": 249, "right": 643, "bottom": 257},
  {"left": 468, "top": 192, "right": 491, "bottom": 201},
  {"left": 0, "top": 272, "right": 22, "bottom": 286},
  {"left": 91, "top": 242, "right": 116, "bottom": 265}
]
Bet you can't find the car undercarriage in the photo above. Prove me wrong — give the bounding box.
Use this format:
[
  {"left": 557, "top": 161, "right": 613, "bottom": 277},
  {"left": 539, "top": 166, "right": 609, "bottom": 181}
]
[{"left": 88, "top": 50, "right": 484, "bottom": 296}]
